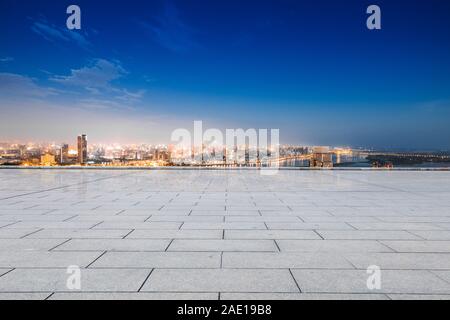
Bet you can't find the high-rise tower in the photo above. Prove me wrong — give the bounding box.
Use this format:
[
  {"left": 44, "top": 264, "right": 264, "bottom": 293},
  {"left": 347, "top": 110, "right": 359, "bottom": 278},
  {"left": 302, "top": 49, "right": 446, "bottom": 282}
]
[
  {"left": 77, "top": 134, "right": 87, "bottom": 164},
  {"left": 60, "top": 143, "right": 69, "bottom": 164}
]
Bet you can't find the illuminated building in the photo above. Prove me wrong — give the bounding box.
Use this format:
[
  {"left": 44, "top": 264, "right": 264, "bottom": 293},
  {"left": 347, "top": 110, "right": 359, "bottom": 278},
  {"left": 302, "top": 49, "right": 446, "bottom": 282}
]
[
  {"left": 310, "top": 146, "right": 333, "bottom": 168},
  {"left": 40, "top": 153, "right": 56, "bottom": 166},
  {"left": 77, "top": 134, "right": 87, "bottom": 164},
  {"left": 60, "top": 144, "right": 69, "bottom": 164}
]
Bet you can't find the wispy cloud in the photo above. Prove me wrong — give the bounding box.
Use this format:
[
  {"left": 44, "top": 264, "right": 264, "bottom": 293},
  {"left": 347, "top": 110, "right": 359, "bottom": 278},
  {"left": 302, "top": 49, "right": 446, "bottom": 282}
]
[
  {"left": 51, "top": 59, "right": 126, "bottom": 90},
  {"left": 1, "top": 59, "right": 146, "bottom": 114},
  {"left": 115, "top": 89, "right": 146, "bottom": 104},
  {"left": 0, "top": 73, "right": 58, "bottom": 98},
  {"left": 139, "top": 2, "right": 198, "bottom": 52},
  {"left": 77, "top": 98, "right": 135, "bottom": 111},
  {"left": 31, "top": 18, "right": 92, "bottom": 50},
  {"left": 0, "top": 72, "right": 135, "bottom": 112},
  {"left": 50, "top": 58, "right": 146, "bottom": 106}
]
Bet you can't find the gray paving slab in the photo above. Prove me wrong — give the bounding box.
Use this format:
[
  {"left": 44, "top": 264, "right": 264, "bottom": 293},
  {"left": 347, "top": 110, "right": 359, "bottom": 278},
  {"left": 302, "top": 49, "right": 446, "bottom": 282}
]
[
  {"left": 224, "top": 230, "right": 321, "bottom": 240},
  {"left": 168, "top": 239, "right": 278, "bottom": 252},
  {"left": 348, "top": 222, "right": 443, "bottom": 231},
  {"left": 0, "top": 268, "right": 150, "bottom": 292},
  {"left": 141, "top": 268, "right": 299, "bottom": 293},
  {"left": 0, "top": 268, "right": 12, "bottom": 277},
  {"left": 222, "top": 252, "right": 354, "bottom": 269},
  {"left": 53, "top": 239, "right": 171, "bottom": 252},
  {"left": 291, "top": 269, "right": 450, "bottom": 294},
  {"left": 0, "top": 293, "right": 51, "bottom": 300},
  {"left": 149, "top": 215, "right": 224, "bottom": 222},
  {"left": 181, "top": 222, "right": 267, "bottom": 230},
  {"left": 49, "top": 292, "right": 218, "bottom": 300},
  {"left": 317, "top": 230, "right": 422, "bottom": 240},
  {"left": 432, "top": 270, "right": 450, "bottom": 283},
  {"left": 0, "top": 239, "right": 67, "bottom": 251},
  {"left": 0, "top": 251, "right": 102, "bottom": 268},
  {"left": 70, "top": 215, "right": 149, "bottom": 222},
  {"left": 388, "top": 294, "right": 450, "bottom": 300},
  {"left": 93, "top": 222, "right": 182, "bottom": 229},
  {"left": 220, "top": 293, "right": 389, "bottom": 300},
  {"left": 265, "top": 222, "right": 354, "bottom": 230},
  {"left": 127, "top": 229, "right": 223, "bottom": 239},
  {"left": 0, "top": 228, "right": 41, "bottom": 239},
  {"left": 276, "top": 240, "right": 393, "bottom": 253},
  {"left": 90, "top": 252, "right": 221, "bottom": 268},
  {"left": 0, "top": 214, "right": 75, "bottom": 222},
  {"left": 410, "top": 230, "right": 450, "bottom": 240},
  {"left": 381, "top": 240, "right": 450, "bottom": 253},
  {"left": 5, "top": 221, "right": 100, "bottom": 229},
  {"left": 344, "top": 253, "right": 450, "bottom": 270},
  {"left": 25, "top": 228, "right": 132, "bottom": 239}
]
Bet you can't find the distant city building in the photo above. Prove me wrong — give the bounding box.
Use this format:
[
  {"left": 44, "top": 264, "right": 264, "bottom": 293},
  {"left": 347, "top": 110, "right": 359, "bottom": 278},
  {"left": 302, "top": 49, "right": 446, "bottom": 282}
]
[
  {"left": 60, "top": 144, "right": 69, "bottom": 164},
  {"left": 77, "top": 134, "right": 87, "bottom": 164},
  {"left": 310, "top": 146, "right": 333, "bottom": 168},
  {"left": 40, "top": 153, "right": 56, "bottom": 166}
]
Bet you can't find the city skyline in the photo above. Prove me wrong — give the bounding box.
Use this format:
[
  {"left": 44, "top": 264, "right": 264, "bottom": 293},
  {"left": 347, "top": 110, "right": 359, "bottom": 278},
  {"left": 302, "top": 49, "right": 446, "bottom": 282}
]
[
  {"left": 2, "top": 133, "right": 450, "bottom": 169},
  {"left": 1, "top": 0, "right": 450, "bottom": 149}
]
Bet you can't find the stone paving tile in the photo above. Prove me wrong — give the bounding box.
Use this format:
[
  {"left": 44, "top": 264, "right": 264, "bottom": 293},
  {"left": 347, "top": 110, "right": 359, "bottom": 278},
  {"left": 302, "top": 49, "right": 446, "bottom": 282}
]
[
  {"left": 381, "top": 240, "right": 450, "bottom": 253},
  {"left": 131, "top": 209, "right": 190, "bottom": 216},
  {"left": 291, "top": 269, "right": 450, "bottom": 294},
  {"left": 68, "top": 216, "right": 147, "bottom": 222},
  {"left": 410, "top": 230, "right": 450, "bottom": 240},
  {"left": 0, "top": 251, "right": 102, "bottom": 268},
  {"left": 190, "top": 210, "right": 259, "bottom": 216},
  {"left": 0, "top": 268, "right": 12, "bottom": 277},
  {"left": 0, "top": 293, "right": 51, "bottom": 300},
  {"left": 141, "top": 269, "right": 299, "bottom": 293},
  {"left": 265, "top": 222, "right": 354, "bottom": 230},
  {"left": 149, "top": 215, "right": 224, "bottom": 222},
  {"left": 0, "top": 209, "right": 53, "bottom": 215},
  {"left": 299, "top": 216, "right": 380, "bottom": 223},
  {"left": 225, "top": 216, "right": 300, "bottom": 222},
  {"left": 317, "top": 230, "right": 422, "bottom": 240},
  {"left": 344, "top": 253, "right": 450, "bottom": 270},
  {"left": 168, "top": 239, "right": 278, "bottom": 252},
  {"left": 435, "top": 223, "right": 450, "bottom": 230},
  {"left": 53, "top": 239, "right": 171, "bottom": 252},
  {"left": 0, "top": 239, "right": 66, "bottom": 251},
  {"left": 49, "top": 292, "right": 218, "bottom": 300},
  {"left": 127, "top": 229, "right": 223, "bottom": 239},
  {"left": 388, "top": 294, "right": 450, "bottom": 300},
  {"left": 93, "top": 222, "right": 182, "bottom": 230},
  {"left": 222, "top": 252, "right": 354, "bottom": 269},
  {"left": 224, "top": 230, "right": 321, "bottom": 240},
  {"left": 0, "top": 268, "right": 150, "bottom": 292},
  {"left": 348, "top": 222, "right": 443, "bottom": 231},
  {"left": 276, "top": 240, "right": 393, "bottom": 253},
  {"left": 91, "top": 252, "right": 221, "bottom": 268},
  {"left": 0, "top": 221, "right": 17, "bottom": 228},
  {"left": 4, "top": 221, "right": 99, "bottom": 229},
  {"left": 220, "top": 293, "right": 389, "bottom": 300},
  {"left": 432, "top": 270, "right": 450, "bottom": 283},
  {"left": 25, "top": 228, "right": 132, "bottom": 239},
  {"left": 377, "top": 216, "right": 450, "bottom": 223},
  {"left": 0, "top": 214, "right": 75, "bottom": 222},
  {"left": 181, "top": 222, "right": 267, "bottom": 230},
  {"left": 0, "top": 228, "right": 41, "bottom": 239}
]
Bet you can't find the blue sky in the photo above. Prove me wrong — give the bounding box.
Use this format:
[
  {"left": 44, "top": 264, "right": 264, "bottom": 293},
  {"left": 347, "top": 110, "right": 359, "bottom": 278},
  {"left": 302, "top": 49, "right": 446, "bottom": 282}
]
[{"left": 1, "top": 0, "right": 450, "bottom": 149}]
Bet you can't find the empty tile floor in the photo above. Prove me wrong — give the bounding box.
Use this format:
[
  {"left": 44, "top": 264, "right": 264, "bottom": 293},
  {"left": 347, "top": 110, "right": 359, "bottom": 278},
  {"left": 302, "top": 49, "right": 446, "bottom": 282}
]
[{"left": 0, "top": 168, "right": 450, "bottom": 300}]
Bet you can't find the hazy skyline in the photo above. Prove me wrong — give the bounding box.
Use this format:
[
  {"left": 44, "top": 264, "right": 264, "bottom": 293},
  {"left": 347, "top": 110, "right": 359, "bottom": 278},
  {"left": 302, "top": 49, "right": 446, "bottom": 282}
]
[{"left": 1, "top": 0, "right": 450, "bottom": 149}]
